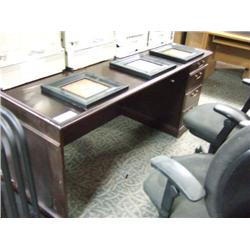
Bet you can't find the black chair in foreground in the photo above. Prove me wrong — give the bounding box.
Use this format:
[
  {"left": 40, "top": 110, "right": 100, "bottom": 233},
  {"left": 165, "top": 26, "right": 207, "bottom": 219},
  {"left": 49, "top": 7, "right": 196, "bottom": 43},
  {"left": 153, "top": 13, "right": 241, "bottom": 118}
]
[
  {"left": 183, "top": 78, "right": 250, "bottom": 153},
  {"left": 1, "top": 107, "right": 57, "bottom": 218},
  {"left": 1, "top": 107, "right": 41, "bottom": 217},
  {"left": 144, "top": 124, "right": 250, "bottom": 218}
]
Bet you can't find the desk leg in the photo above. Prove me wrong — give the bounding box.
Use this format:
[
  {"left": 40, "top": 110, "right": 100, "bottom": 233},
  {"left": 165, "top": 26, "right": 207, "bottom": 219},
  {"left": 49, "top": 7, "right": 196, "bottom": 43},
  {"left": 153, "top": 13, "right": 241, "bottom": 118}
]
[
  {"left": 24, "top": 126, "right": 68, "bottom": 217},
  {"left": 47, "top": 142, "right": 67, "bottom": 217}
]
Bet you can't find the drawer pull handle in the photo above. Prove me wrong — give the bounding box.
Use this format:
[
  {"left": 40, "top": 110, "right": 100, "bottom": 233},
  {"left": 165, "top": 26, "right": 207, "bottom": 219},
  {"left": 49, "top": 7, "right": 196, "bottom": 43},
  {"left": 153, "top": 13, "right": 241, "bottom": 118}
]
[
  {"left": 170, "top": 79, "right": 175, "bottom": 83},
  {"left": 197, "top": 61, "right": 204, "bottom": 68},
  {"left": 191, "top": 89, "right": 200, "bottom": 97},
  {"left": 195, "top": 74, "right": 202, "bottom": 80}
]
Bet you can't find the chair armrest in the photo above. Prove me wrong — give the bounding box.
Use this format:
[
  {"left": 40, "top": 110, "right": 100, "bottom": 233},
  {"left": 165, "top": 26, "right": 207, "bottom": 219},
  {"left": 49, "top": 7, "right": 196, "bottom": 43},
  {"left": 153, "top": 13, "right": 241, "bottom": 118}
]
[
  {"left": 151, "top": 156, "right": 206, "bottom": 202},
  {"left": 214, "top": 104, "right": 249, "bottom": 123},
  {"left": 242, "top": 78, "right": 250, "bottom": 86}
]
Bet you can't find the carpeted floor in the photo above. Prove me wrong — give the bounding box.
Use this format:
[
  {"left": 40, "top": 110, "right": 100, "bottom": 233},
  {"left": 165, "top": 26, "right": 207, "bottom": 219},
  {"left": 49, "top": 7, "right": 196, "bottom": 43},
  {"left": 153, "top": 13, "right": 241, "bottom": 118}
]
[{"left": 64, "top": 68, "right": 249, "bottom": 218}]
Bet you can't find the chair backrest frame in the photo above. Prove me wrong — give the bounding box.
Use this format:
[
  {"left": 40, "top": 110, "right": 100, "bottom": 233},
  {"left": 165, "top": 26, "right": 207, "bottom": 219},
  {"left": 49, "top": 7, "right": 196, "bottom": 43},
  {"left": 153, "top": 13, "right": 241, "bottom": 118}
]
[
  {"left": 1, "top": 107, "right": 40, "bottom": 218},
  {"left": 205, "top": 126, "right": 250, "bottom": 217}
]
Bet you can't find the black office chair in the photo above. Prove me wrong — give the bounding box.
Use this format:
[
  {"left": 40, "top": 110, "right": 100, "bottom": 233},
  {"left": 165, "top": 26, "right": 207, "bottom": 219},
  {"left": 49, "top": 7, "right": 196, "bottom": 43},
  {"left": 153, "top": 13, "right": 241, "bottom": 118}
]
[
  {"left": 144, "top": 124, "right": 250, "bottom": 218},
  {"left": 1, "top": 107, "right": 41, "bottom": 217},
  {"left": 183, "top": 78, "right": 250, "bottom": 153}
]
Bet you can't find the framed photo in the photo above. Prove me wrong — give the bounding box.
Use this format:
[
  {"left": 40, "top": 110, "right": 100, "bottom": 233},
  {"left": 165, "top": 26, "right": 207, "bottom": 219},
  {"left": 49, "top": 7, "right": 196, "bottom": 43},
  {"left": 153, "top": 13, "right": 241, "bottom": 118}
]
[
  {"left": 41, "top": 73, "right": 128, "bottom": 109},
  {"left": 150, "top": 43, "right": 204, "bottom": 63},
  {"left": 110, "top": 54, "right": 177, "bottom": 79}
]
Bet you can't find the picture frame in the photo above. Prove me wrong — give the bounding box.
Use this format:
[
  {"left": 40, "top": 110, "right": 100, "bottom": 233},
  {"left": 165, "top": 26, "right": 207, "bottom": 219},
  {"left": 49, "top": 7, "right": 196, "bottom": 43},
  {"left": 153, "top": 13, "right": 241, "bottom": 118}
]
[
  {"left": 110, "top": 54, "right": 177, "bottom": 79},
  {"left": 41, "top": 73, "right": 128, "bottom": 109},
  {"left": 150, "top": 43, "right": 204, "bottom": 63}
]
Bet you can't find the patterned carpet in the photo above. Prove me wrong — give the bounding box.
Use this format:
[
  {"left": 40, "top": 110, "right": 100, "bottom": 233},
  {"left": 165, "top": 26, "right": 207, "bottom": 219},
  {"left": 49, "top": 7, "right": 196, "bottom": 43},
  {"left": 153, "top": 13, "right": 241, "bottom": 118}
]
[{"left": 64, "top": 68, "right": 249, "bottom": 218}]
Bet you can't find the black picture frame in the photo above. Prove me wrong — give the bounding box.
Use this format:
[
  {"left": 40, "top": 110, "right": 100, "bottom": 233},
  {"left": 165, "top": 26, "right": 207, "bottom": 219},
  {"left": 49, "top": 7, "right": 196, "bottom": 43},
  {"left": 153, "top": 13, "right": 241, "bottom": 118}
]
[
  {"left": 150, "top": 43, "right": 204, "bottom": 63},
  {"left": 110, "top": 54, "right": 177, "bottom": 79},
  {"left": 41, "top": 73, "right": 128, "bottom": 109}
]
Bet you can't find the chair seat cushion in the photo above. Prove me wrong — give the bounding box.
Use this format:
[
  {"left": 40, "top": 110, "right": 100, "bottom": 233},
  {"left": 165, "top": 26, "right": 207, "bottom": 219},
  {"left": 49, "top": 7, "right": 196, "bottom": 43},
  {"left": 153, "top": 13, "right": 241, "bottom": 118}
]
[
  {"left": 144, "top": 153, "right": 213, "bottom": 218},
  {"left": 183, "top": 103, "right": 226, "bottom": 144}
]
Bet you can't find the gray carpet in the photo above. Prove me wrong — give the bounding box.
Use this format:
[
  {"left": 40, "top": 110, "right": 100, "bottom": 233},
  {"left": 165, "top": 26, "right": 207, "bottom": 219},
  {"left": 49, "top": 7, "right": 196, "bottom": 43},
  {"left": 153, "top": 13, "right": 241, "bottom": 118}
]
[{"left": 64, "top": 68, "right": 250, "bottom": 218}]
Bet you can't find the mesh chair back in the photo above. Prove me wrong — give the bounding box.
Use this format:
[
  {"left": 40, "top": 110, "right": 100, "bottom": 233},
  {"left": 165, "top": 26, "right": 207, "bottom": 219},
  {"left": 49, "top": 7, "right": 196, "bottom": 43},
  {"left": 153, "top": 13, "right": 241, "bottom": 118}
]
[
  {"left": 205, "top": 126, "right": 250, "bottom": 217},
  {"left": 1, "top": 107, "right": 40, "bottom": 218}
]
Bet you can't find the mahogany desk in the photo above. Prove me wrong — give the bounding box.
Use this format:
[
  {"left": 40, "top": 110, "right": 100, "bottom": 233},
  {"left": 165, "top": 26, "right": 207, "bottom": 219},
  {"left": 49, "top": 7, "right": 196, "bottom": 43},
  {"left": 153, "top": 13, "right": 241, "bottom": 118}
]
[{"left": 0, "top": 49, "right": 212, "bottom": 217}]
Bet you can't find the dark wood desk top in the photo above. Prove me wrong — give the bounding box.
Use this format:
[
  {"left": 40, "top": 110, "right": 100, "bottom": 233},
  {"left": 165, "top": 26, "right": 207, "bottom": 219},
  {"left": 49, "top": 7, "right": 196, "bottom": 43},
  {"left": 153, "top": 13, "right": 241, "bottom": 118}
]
[{"left": 1, "top": 49, "right": 212, "bottom": 145}]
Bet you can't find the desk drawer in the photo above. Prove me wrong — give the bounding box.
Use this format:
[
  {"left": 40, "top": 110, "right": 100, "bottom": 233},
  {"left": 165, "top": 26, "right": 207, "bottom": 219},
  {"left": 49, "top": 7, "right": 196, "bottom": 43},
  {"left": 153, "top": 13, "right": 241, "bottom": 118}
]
[
  {"left": 186, "top": 64, "right": 207, "bottom": 91},
  {"left": 189, "top": 58, "right": 208, "bottom": 73},
  {"left": 183, "top": 85, "right": 202, "bottom": 110}
]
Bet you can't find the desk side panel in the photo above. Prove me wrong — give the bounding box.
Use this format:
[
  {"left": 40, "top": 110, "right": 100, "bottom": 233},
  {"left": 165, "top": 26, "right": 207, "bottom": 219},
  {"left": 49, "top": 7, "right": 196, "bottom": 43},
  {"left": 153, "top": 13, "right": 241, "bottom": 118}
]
[{"left": 1, "top": 93, "right": 61, "bottom": 143}]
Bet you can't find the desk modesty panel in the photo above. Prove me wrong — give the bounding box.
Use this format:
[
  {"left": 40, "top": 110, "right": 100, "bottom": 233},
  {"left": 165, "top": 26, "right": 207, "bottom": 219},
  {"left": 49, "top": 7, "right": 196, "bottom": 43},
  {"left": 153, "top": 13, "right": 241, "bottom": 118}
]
[{"left": 1, "top": 48, "right": 212, "bottom": 217}]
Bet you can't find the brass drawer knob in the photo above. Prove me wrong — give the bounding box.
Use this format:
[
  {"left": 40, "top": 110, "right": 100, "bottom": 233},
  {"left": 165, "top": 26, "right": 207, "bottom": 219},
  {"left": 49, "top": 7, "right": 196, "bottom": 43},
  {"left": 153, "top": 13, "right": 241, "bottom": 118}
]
[
  {"left": 195, "top": 74, "right": 202, "bottom": 80},
  {"left": 197, "top": 60, "right": 206, "bottom": 68},
  {"left": 191, "top": 89, "right": 200, "bottom": 97}
]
